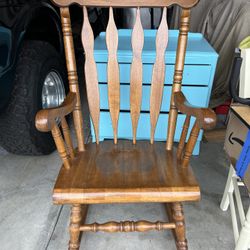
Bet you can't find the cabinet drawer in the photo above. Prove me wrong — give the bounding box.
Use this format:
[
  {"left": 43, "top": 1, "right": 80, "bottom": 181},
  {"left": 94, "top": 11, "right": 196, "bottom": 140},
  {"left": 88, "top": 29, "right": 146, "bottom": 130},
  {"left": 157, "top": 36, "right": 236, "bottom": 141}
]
[
  {"left": 99, "top": 85, "right": 209, "bottom": 111},
  {"left": 91, "top": 112, "right": 203, "bottom": 142},
  {"left": 97, "top": 63, "right": 211, "bottom": 86}
]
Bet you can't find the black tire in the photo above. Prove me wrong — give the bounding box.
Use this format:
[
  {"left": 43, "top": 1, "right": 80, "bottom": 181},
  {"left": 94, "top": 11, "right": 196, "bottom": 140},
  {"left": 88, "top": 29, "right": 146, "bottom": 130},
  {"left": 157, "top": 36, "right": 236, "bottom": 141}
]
[{"left": 0, "top": 41, "right": 67, "bottom": 155}]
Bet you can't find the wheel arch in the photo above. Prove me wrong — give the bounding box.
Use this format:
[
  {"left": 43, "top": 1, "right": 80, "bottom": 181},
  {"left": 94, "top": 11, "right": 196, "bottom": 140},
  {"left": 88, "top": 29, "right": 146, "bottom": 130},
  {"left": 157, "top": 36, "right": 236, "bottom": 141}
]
[
  {"left": 0, "top": 2, "right": 65, "bottom": 111},
  {"left": 23, "top": 4, "right": 64, "bottom": 54}
]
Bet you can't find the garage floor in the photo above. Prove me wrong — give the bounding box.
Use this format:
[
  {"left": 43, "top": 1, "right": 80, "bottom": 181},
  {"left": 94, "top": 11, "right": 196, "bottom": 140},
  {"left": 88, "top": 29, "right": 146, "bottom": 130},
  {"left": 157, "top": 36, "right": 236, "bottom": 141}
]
[
  {"left": 1, "top": 138, "right": 249, "bottom": 250},
  {"left": 0, "top": 59, "right": 249, "bottom": 250}
]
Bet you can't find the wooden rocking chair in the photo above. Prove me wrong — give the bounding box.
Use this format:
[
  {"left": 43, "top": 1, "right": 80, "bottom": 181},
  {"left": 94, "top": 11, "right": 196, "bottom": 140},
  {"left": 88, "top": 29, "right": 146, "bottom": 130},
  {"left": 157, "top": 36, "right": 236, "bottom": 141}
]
[{"left": 35, "top": 0, "right": 216, "bottom": 249}]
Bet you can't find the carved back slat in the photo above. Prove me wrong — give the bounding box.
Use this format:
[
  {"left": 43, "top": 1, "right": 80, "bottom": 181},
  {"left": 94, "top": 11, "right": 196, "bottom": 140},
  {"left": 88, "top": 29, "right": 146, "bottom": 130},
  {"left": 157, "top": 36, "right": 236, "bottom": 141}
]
[
  {"left": 106, "top": 7, "right": 120, "bottom": 144},
  {"left": 130, "top": 8, "right": 144, "bottom": 144},
  {"left": 82, "top": 6, "right": 100, "bottom": 144},
  {"left": 149, "top": 7, "right": 168, "bottom": 144},
  {"left": 166, "top": 9, "right": 191, "bottom": 150},
  {"left": 59, "top": 3, "right": 192, "bottom": 147}
]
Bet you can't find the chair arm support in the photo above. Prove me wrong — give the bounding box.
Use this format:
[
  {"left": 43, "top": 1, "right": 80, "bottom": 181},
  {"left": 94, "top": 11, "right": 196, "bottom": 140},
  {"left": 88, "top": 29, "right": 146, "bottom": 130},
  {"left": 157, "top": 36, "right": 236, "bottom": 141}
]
[
  {"left": 35, "top": 92, "right": 77, "bottom": 132},
  {"left": 174, "top": 91, "right": 216, "bottom": 130}
]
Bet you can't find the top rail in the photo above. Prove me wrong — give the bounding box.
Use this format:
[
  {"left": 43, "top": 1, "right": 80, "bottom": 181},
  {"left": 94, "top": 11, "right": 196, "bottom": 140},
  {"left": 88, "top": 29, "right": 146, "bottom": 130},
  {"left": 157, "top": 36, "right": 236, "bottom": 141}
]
[{"left": 52, "top": 0, "right": 198, "bottom": 8}]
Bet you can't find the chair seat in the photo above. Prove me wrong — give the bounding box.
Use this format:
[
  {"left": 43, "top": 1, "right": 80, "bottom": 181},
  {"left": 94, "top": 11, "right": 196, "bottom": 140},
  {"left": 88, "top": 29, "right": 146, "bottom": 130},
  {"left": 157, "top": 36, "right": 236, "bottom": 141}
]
[{"left": 53, "top": 140, "right": 200, "bottom": 204}]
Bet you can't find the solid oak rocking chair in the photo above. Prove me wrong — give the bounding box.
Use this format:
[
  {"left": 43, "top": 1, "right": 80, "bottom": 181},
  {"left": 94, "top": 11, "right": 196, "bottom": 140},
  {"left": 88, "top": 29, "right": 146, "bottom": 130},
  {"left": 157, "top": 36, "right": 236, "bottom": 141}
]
[{"left": 36, "top": 0, "right": 216, "bottom": 249}]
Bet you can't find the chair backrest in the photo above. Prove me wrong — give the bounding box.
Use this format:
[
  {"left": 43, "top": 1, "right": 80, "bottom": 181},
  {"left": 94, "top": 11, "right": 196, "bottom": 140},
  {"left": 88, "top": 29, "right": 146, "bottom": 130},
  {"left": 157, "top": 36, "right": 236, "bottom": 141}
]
[{"left": 54, "top": 0, "right": 199, "bottom": 151}]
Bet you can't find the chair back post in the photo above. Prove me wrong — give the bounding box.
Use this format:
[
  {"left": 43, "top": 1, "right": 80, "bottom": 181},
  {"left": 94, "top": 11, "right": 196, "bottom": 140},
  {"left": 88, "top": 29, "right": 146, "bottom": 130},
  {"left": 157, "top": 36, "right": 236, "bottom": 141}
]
[
  {"left": 166, "top": 9, "right": 191, "bottom": 151},
  {"left": 60, "top": 7, "right": 85, "bottom": 151}
]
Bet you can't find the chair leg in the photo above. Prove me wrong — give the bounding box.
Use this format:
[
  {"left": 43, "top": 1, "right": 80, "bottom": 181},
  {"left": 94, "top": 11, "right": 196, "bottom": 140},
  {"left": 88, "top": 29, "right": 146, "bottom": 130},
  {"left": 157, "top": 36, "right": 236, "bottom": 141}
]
[
  {"left": 235, "top": 207, "right": 250, "bottom": 250},
  {"left": 172, "top": 202, "right": 188, "bottom": 250},
  {"left": 220, "top": 164, "right": 234, "bottom": 211},
  {"left": 69, "top": 204, "right": 82, "bottom": 250}
]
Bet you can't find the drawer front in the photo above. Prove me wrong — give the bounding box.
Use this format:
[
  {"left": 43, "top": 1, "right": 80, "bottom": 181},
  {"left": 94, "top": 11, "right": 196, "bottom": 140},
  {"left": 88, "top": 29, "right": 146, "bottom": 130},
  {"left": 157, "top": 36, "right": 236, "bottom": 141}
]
[
  {"left": 99, "top": 85, "right": 209, "bottom": 111},
  {"left": 97, "top": 63, "right": 212, "bottom": 86},
  {"left": 91, "top": 112, "right": 203, "bottom": 142}
]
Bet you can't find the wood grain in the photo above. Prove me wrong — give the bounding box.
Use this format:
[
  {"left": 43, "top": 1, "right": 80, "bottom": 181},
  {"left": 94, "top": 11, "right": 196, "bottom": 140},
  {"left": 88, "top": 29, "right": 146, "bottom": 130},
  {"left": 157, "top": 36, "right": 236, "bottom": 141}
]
[
  {"left": 51, "top": 123, "right": 71, "bottom": 169},
  {"left": 174, "top": 91, "right": 216, "bottom": 130},
  {"left": 177, "top": 115, "right": 190, "bottom": 160},
  {"left": 60, "top": 7, "right": 85, "bottom": 151},
  {"left": 69, "top": 205, "right": 88, "bottom": 250},
  {"left": 106, "top": 7, "right": 120, "bottom": 144},
  {"left": 53, "top": 140, "right": 200, "bottom": 204},
  {"left": 80, "top": 220, "right": 176, "bottom": 232},
  {"left": 130, "top": 8, "right": 144, "bottom": 144},
  {"left": 52, "top": 0, "right": 199, "bottom": 8},
  {"left": 36, "top": 93, "right": 76, "bottom": 168},
  {"left": 166, "top": 9, "right": 190, "bottom": 151},
  {"left": 69, "top": 204, "right": 82, "bottom": 250},
  {"left": 150, "top": 7, "right": 168, "bottom": 144},
  {"left": 33, "top": 0, "right": 213, "bottom": 250},
  {"left": 82, "top": 6, "right": 100, "bottom": 144},
  {"left": 166, "top": 203, "right": 187, "bottom": 250},
  {"left": 34, "top": 2, "right": 208, "bottom": 249},
  {"left": 182, "top": 121, "right": 200, "bottom": 168},
  {"left": 36, "top": 92, "right": 76, "bottom": 132},
  {"left": 61, "top": 117, "right": 75, "bottom": 159}
]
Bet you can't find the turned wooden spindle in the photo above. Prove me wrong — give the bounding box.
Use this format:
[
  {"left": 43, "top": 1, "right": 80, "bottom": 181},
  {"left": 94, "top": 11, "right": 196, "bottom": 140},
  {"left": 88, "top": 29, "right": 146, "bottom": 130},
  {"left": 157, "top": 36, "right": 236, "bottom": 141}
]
[
  {"left": 61, "top": 117, "right": 75, "bottom": 159},
  {"left": 177, "top": 115, "right": 191, "bottom": 160},
  {"left": 69, "top": 204, "right": 82, "bottom": 250},
  {"left": 51, "top": 123, "right": 71, "bottom": 169},
  {"left": 60, "top": 7, "right": 85, "bottom": 151},
  {"left": 80, "top": 220, "right": 175, "bottom": 233},
  {"left": 172, "top": 203, "right": 188, "bottom": 250},
  {"left": 182, "top": 120, "right": 200, "bottom": 167},
  {"left": 166, "top": 9, "right": 191, "bottom": 150}
]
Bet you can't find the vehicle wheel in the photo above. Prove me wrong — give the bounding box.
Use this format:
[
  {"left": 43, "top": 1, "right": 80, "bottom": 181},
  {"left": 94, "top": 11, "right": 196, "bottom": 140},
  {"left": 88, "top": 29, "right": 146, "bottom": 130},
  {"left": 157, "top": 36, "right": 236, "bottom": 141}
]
[{"left": 0, "top": 41, "right": 67, "bottom": 155}]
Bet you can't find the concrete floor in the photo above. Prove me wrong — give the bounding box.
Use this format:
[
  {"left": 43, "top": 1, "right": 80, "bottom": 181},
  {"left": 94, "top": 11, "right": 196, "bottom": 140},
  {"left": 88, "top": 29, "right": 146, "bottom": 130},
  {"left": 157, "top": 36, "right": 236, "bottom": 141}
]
[
  {"left": 0, "top": 65, "right": 249, "bottom": 250},
  {"left": 1, "top": 140, "right": 249, "bottom": 250}
]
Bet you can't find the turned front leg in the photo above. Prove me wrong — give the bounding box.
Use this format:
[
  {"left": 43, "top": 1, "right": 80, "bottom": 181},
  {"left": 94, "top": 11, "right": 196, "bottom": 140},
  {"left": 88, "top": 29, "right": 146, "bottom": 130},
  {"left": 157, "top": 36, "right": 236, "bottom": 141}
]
[
  {"left": 69, "top": 204, "right": 82, "bottom": 250},
  {"left": 172, "top": 202, "right": 188, "bottom": 250}
]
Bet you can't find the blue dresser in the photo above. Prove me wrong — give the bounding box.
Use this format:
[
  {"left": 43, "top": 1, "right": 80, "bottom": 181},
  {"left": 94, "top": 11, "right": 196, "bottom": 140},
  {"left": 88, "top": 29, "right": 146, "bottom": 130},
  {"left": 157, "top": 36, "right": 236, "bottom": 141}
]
[{"left": 91, "top": 29, "right": 218, "bottom": 155}]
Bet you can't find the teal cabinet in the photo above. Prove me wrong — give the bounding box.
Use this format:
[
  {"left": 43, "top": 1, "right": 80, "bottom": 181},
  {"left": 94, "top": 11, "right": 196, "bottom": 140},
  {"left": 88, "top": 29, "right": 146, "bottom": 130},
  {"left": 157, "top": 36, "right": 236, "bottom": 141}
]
[{"left": 91, "top": 29, "right": 218, "bottom": 155}]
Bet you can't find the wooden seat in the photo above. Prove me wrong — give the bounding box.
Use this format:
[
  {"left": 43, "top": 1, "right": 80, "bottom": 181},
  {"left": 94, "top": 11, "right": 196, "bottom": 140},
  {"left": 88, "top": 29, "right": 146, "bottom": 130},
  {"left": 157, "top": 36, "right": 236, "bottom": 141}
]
[
  {"left": 35, "top": 0, "right": 217, "bottom": 249},
  {"left": 53, "top": 140, "right": 200, "bottom": 204}
]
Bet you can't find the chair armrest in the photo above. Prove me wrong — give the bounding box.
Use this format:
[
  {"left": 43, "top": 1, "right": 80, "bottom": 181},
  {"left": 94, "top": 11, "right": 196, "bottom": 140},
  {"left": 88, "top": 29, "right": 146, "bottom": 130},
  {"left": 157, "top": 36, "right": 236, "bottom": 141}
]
[
  {"left": 35, "top": 92, "right": 76, "bottom": 132},
  {"left": 174, "top": 91, "right": 216, "bottom": 130}
]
